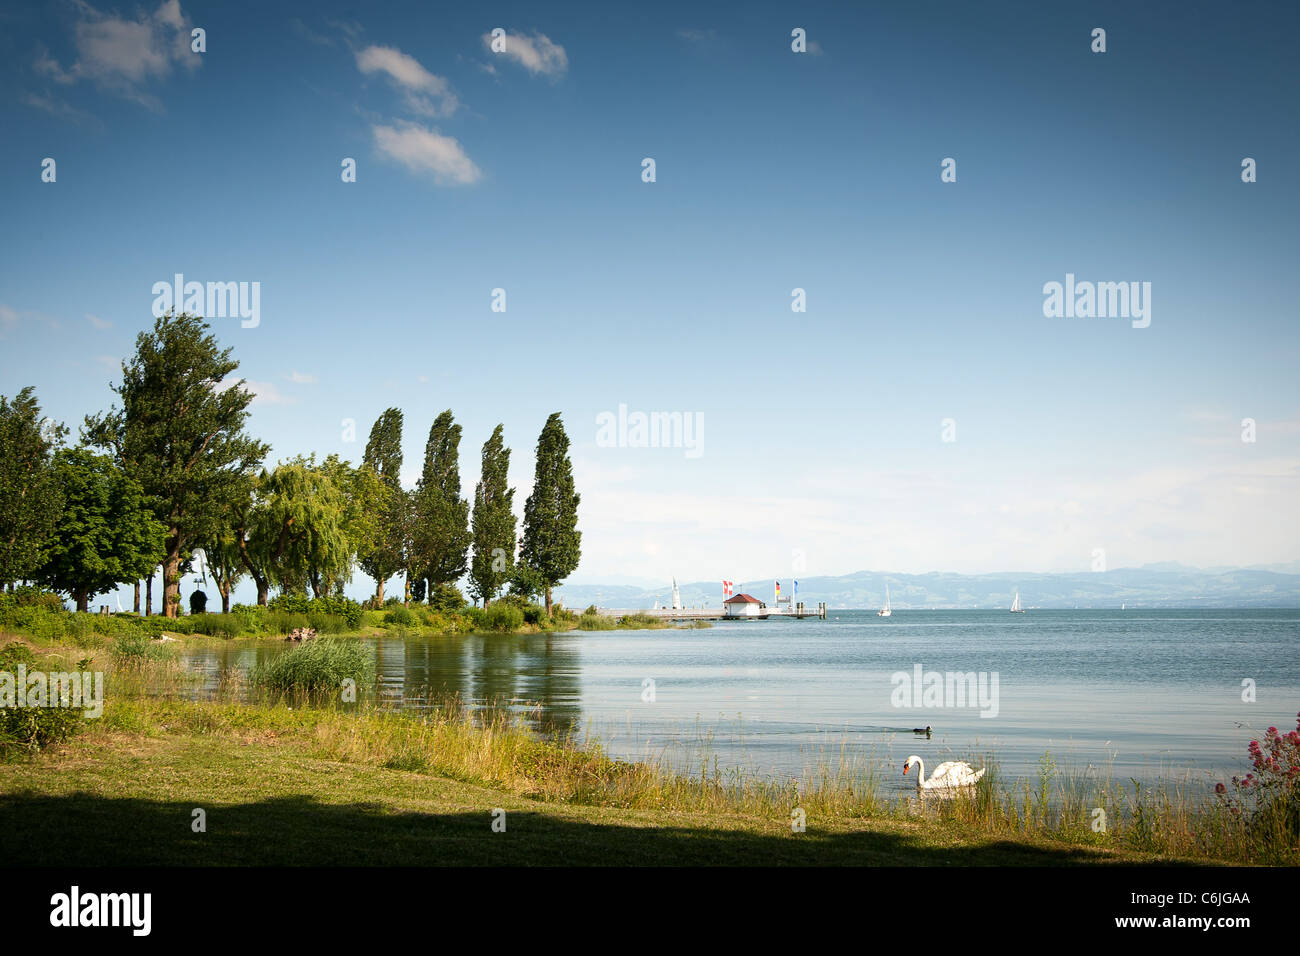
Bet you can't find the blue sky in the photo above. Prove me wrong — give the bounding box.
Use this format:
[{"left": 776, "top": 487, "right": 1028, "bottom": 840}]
[{"left": 1, "top": 0, "right": 1297, "bottom": 604}]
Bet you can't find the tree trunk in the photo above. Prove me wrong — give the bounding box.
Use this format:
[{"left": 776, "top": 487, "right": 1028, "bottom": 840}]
[
  {"left": 133, "top": 582, "right": 141, "bottom": 614},
  {"left": 256, "top": 582, "right": 269, "bottom": 606},
  {"left": 146, "top": 574, "right": 153, "bottom": 616},
  {"left": 163, "top": 547, "right": 182, "bottom": 618},
  {"left": 74, "top": 590, "right": 89, "bottom": 613},
  {"left": 375, "top": 577, "right": 385, "bottom": 606},
  {"left": 545, "top": 585, "right": 552, "bottom": 616},
  {"left": 404, "top": 573, "right": 411, "bottom": 608},
  {"left": 221, "top": 589, "right": 231, "bottom": 614}
]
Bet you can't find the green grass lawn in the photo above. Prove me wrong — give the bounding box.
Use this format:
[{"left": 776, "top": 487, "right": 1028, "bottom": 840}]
[{"left": 1, "top": 721, "right": 1197, "bottom": 866}]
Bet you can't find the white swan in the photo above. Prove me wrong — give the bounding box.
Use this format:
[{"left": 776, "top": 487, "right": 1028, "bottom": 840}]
[{"left": 903, "top": 755, "right": 985, "bottom": 790}]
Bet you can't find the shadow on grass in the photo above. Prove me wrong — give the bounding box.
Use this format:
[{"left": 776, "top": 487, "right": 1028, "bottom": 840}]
[{"left": 0, "top": 791, "right": 1153, "bottom": 866}]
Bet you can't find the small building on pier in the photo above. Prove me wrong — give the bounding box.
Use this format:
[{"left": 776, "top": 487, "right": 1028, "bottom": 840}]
[{"left": 723, "top": 593, "right": 764, "bottom": 618}]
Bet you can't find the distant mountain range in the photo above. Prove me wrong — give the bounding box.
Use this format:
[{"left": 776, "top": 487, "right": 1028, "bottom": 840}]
[{"left": 556, "top": 564, "right": 1300, "bottom": 610}]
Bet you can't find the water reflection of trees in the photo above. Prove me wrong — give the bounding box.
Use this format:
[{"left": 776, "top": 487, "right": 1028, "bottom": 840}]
[
  {"left": 388, "top": 634, "right": 583, "bottom": 739},
  {"left": 185, "top": 634, "right": 584, "bottom": 740}
]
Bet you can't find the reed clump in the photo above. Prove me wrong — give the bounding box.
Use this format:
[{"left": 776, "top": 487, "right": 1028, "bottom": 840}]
[{"left": 249, "top": 638, "right": 375, "bottom": 697}]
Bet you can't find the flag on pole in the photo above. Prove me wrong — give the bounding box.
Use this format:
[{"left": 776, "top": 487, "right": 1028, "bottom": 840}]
[
  {"left": 794, "top": 579, "right": 798, "bottom": 597},
  {"left": 775, "top": 580, "right": 781, "bottom": 600},
  {"left": 722, "top": 580, "right": 733, "bottom": 598}
]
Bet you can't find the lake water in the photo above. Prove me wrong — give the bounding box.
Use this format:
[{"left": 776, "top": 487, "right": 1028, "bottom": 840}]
[{"left": 177, "top": 609, "right": 1300, "bottom": 798}]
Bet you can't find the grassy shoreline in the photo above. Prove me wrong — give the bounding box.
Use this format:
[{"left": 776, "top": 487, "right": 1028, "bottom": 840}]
[{"left": 0, "top": 633, "right": 1291, "bottom": 866}]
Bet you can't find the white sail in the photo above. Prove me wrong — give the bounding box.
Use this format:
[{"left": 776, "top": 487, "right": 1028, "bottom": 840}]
[
  {"left": 878, "top": 584, "right": 892, "bottom": 617},
  {"left": 1010, "top": 591, "right": 1023, "bottom": 613}
]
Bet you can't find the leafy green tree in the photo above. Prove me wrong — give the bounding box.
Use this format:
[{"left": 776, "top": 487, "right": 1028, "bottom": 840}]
[
  {"left": 229, "top": 473, "right": 273, "bottom": 606},
  {"left": 468, "top": 424, "right": 516, "bottom": 606},
  {"left": 506, "top": 563, "right": 545, "bottom": 602},
  {"left": 84, "top": 313, "right": 268, "bottom": 618},
  {"left": 36, "top": 449, "right": 166, "bottom": 612},
  {"left": 233, "top": 457, "right": 351, "bottom": 602},
  {"left": 357, "top": 408, "right": 405, "bottom": 604},
  {"left": 199, "top": 529, "right": 244, "bottom": 614},
  {"left": 410, "top": 410, "right": 470, "bottom": 596},
  {"left": 428, "top": 582, "right": 466, "bottom": 612},
  {"left": 0, "top": 387, "right": 64, "bottom": 587},
  {"left": 520, "top": 414, "right": 581, "bottom": 615},
  {"left": 319, "top": 454, "right": 378, "bottom": 596}
]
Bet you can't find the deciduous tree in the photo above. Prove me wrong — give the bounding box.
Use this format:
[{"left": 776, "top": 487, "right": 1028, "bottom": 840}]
[
  {"left": 0, "top": 387, "right": 64, "bottom": 587},
  {"left": 37, "top": 449, "right": 165, "bottom": 612},
  {"left": 84, "top": 313, "right": 268, "bottom": 618}
]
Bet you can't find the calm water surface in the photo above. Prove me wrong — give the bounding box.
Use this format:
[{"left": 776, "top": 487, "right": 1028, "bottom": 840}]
[{"left": 178, "top": 609, "right": 1300, "bottom": 796}]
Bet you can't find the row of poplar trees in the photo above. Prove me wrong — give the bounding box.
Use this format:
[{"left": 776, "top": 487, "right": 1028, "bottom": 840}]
[
  {"left": 358, "top": 403, "right": 581, "bottom": 615},
  {"left": 0, "top": 312, "right": 581, "bottom": 617}
]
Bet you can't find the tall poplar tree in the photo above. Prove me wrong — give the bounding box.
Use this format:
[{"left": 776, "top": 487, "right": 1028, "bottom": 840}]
[
  {"left": 520, "top": 413, "right": 581, "bottom": 615},
  {"left": 410, "top": 410, "right": 470, "bottom": 595},
  {"left": 357, "top": 408, "right": 405, "bottom": 604},
  {"left": 468, "top": 424, "right": 516, "bottom": 606},
  {"left": 84, "top": 313, "right": 267, "bottom": 618}
]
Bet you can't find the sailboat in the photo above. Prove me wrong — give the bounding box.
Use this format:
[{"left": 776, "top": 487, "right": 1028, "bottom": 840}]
[
  {"left": 878, "top": 584, "right": 892, "bottom": 617},
  {"left": 1010, "top": 591, "right": 1025, "bottom": 613}
]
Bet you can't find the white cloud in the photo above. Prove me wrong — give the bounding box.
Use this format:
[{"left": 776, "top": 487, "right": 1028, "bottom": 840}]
[
  {"left": 216, "top": 378, "right": 296, "bottom": 406},
  {"left": 86, "top": 313, "right": 112, "bottom": 330},
  {"left": 677, "top": 28, "right": 717, "bottom": 44},
  {"left": 286, "top": 370, "right": 317, "bottom": 385},
  {"left": 481, "top": 30, "right": 568, "bottom": 77},
  {"left": 372, "top": 122, "right": 481, "bottom": 185},
  {"left": 355, "top": 44, "right": 459, "bottom": 116},
  {"left": 0, "top": 305, "right": 57, "bottom": 337},
  {"left": 37, "top": 0, "right": 200, "bottom": 109},
  {"left": 565, "top": 454, "right": 1300, "bottom": 582}
]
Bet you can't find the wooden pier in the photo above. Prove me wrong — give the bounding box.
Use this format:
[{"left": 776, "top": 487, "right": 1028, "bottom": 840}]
[{"left": 593, "top": 602, "right": 827, "bottom": 622}]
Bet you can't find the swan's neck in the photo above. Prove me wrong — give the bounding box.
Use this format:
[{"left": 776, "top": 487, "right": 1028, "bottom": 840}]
[{"left": 913, "top": 758, "right": 925, "bottom": 787}]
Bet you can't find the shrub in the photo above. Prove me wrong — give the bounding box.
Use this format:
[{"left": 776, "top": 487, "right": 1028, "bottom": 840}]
[
  {"left": 482, "top": 604, "right": 523, "bottom": 632},
  {"left": 186, "top": 613, "right": 242, "bottom": 638},
  {"left": 415, "top": 608, "right": 464, "bottom": 633},
  {"left": 1216, "top": 712, "right": 1300, "bottom": 858},
  {"left": 265, "top": 611, "right": 309, "bottom": 635},
  {"left": 521, "top": 603, "right": 546, "bottom": 625},
  {"left": 577, "top": 613, "right": 615, "bottom": 630},
  {"left": 428, "top": 583, "right": 466, "bottom": 613},
  {"left": 306, "top": 611, "right": 349, "bottom": 634},
  {"left": 461, "top": 606, "right": 485, "bottom": 629},
  {"left": 383, "top": 607, "right": 418, "bottom": 628},
  {"left": 309, "top": 595, "right": 364, "bottom": 629},
  {"left": 0, "top": 641, "right": 38, "bottom": 669},
  {"left": 267, "top": 593, "right": 310, "bottom": 615},
  {"left": 0, "top": 640, "right": 87, "bottom": 758},
  {"left": 617, "top": 613, "right": 665, "bottom": 630},
  {"left": 250, "top": 638, "right": 375, "bottom": 697},
  {"left": 229, "top": 604, "right": 264, "bottom": 634},
  {"left": 5, "top": 587, "right": 65, "bottom": 611}
]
